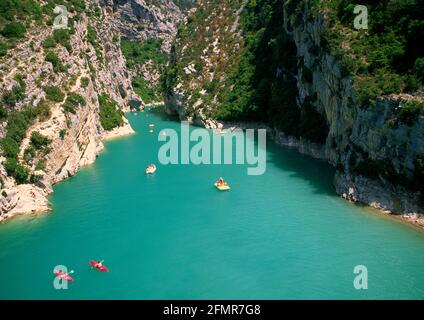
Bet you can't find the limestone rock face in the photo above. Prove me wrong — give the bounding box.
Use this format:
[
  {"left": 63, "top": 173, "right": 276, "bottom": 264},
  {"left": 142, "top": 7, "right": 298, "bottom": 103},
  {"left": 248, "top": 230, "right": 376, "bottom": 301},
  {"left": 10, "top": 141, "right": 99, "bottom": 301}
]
[
  {"left": 0, "top": 3, "right": 138, "bottom": 222},
  {"left": 104, "top": 0, "right": 183, "bottom": 52},
  {"left": 0, "top": 0, "right": 188, "bottom": 222},
  {"left": 165, "top": 1, "right": 424, "bottom": 218},
  {"left": 285, "top": 6, "right": 424, "bottom": 216}
]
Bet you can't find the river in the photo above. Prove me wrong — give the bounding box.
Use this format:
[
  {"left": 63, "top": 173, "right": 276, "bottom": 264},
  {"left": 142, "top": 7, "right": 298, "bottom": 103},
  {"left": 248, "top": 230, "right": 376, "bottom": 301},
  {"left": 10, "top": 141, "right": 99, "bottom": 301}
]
[{"left": 0, "top": 108, "right": 423, "bottom": 299}]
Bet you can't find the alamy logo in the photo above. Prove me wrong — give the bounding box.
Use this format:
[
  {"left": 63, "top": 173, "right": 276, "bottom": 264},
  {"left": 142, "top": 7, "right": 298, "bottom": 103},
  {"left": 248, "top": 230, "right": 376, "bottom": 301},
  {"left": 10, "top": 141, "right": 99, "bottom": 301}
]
[
  {"left": 53, "top": 265, "right": 73, "bottom": 290},
  {"left": 157, "top": 122, "right": 267, "bottom": 175},
  {"left": 353, "top": 265, "right": 368, "bottom": 290},
  {"left": 53, "top": 5, "right": 69, "bottom": 30},
  {"left": 353, "top": 5, "right": 368, "bottom": 30}
]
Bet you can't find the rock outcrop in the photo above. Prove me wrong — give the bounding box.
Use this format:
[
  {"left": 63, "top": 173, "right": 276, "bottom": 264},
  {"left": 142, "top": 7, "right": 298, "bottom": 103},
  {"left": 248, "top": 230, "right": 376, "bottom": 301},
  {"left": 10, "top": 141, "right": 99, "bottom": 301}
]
[
  {"left": 164, "top": 0, "right": 424, "bottom": 223},
  {"left": 103, "top": 0, "right": 183, "bottom": 52},
  {"left": 286, "top": 5, "right": 424, "bottom": 218},
  {"left": 0, "top": 0, "right": 190, "bottom": 223},
  {"left": 0, "top": 3, "right": 138, "bottom": 222}
]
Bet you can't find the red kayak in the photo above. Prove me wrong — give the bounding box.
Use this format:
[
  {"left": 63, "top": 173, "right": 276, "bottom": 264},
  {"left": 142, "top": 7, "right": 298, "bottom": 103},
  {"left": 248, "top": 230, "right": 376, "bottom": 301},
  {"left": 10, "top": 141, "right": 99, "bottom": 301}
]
[
  {"left": 54, "top": 270, "right": 74, "bottom": 282},
  {"left": 90, "top": 260, "right": 109, "bottom": 272}
]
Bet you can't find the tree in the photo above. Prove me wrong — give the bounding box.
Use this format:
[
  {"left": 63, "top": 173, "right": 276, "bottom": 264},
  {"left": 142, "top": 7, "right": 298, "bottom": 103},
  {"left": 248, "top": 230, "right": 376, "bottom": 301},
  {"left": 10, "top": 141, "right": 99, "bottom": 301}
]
[{"left": 1, "top": 22, "right": 26, "bottom": 38}]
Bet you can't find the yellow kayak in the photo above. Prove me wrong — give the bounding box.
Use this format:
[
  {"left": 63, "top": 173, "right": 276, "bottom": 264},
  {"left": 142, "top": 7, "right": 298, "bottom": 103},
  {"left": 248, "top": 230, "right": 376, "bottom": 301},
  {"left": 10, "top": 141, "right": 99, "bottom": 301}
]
[{"left": 214, "top": 182, "right": 230, "bottom": 191}]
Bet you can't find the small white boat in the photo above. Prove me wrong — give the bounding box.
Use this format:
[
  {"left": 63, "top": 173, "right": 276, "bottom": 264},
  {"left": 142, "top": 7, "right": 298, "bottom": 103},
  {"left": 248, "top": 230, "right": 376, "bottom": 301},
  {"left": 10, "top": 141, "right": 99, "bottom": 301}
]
[{"left": 146, "top": 164, "right": 157, "bottom": 174}]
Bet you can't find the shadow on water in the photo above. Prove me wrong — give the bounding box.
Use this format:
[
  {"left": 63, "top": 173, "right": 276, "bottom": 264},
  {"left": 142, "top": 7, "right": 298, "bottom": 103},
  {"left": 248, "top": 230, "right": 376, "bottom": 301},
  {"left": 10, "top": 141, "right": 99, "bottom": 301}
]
[
  {"left": 148, "top": 106, "right": 180, "bottom": 122},
  {"left": 266, "top": 140, "right": 336, "bottom": 197},
  {"left": 145, "top": 106, "right": 336, "bottom": 197}
]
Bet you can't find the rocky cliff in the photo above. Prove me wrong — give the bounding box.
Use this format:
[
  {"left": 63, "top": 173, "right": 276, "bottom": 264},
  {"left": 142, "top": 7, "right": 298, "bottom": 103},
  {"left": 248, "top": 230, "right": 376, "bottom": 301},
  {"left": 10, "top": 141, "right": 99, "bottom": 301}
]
[
  {"left": 105, "top": 0, "right": 185, "bottom": 106},
  {"left": 163, "top": 0, "right": 424, "bottom": 225},
  {"left": 0, "top": 0, "right": 185, "bottom": 222},
  {"left": 284, "top": 3, "right": 424, "bottom": 223},
  {"left": 103, "top": 0, "right": 183, "bottom": 52}
]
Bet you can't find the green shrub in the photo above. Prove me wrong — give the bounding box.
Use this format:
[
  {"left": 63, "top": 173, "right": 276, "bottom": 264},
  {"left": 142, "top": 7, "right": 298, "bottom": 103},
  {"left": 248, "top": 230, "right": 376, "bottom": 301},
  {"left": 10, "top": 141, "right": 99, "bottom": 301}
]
[
  {"left": 98, "top": 94, "right": 124, "bottom": 131},
  {"left": 0, "top": 107, "right": 38, "bottom": 183},
  {"left": 0, "top": 105, "right": 7, "bottom": 120},
  {"left": 59, "top": 129, "right": 66, "bottom": 140},
  {"left": 80, "top": 77, "right": 90, "bottom": 88},
  {"left": 35, "top": 159, "right": 46, "bottom": 171},
  {"left": 30, "top": 131, "right": 51, "bottom": 150},
  {"left": 29, "top": 173, "right": 43, "bottom": 184},
  {"left": 1, "top": 137, "right": 20, "bottom": 159},
  {"left": 87, "top": 26, "right": 103, "bottom": 61},
  {"left": 23, "top": 146, "right": 36, "bottom": 163},
  {"left": 4, "top": 158, "right": 29, "bottom": 184},
  {"left": 44, "top": 51, "right": 65, "bottom": 72},
  {"left": 53, "top": 29, "right": 71, "bottom": 51},
  {"left": 42, "top": 36, "right": 56, "bottom": 48},
  {"left": 0, "top": 0, "right": 41, "bottom": 21},
  {"left": 132, "top": 76, "right": 161, "bottom": 104},
  {"left": 2, "top": 74, "right": 26, "bottom": 107},
  {"left": 1, "top": 22, "right": 26, "bottom": 38},
  {"left": 0, "top": 42, "right": 7, "bottom": 57},
  {"left": 315, "top": 0, "right": 424, "bottom": 102},
  {"left": 45, "top": 51, "right": 58, "bottom": 64},
  {"left": 36, "top": 99, "right": 51, "bottom": 121},
  {"left": 44, "top": 86, "right": 65, "bottom": 103},
  {"left": 121, "top": 38, "right": 167, "bottom": 68},
  {"left": 395, "top": 100, "right": 424, "bottom": 127},
  {"left": 414, "top": 57, "right": 424, "bottom": 81},
  {"left": 68, "top": 0, "right": 86, "bottom": 13},
  {"left": 63, "top": 92, "right": 86, "bottom": 114}
]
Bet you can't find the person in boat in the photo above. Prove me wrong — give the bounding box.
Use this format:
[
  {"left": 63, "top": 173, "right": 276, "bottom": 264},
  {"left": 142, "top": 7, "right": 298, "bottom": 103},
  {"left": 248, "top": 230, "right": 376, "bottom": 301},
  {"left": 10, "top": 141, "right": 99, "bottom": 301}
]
[
  {"left": 94, "top": 260, "right": 103, "bottom": 268},
  {"left": 57, "top": 269, "right": 69, "bottom": 277},
  {"left": 217, "top": 177, "right": 225, "bottom": 187}
]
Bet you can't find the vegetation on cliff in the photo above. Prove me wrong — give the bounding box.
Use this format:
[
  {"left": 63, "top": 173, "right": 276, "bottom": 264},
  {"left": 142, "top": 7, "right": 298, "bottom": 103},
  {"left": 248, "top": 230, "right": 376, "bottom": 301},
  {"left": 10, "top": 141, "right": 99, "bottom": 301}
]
[
  {"left": 0, "top": 0, "right": 130, "bottom": 189},
  {"left": 1, "top": 107, "right": 38, "bottom": 184},
  {"left": 315, "top": 0, "right": 424, "bottom": 105},
  {"left": 162, "top": 0, "right": 423, "bottom": 198},
  {"left": 165, "top": 0, "right": 423, "bottom": 128},
  {"left": 121, "top": 38, "right": 167, "bottom": 104},
  {"left": 98, "top": 93, "right": 124, "bottom": 131},
  {"left": 163, "top": 0, "right": 329, "bottom": 142}
]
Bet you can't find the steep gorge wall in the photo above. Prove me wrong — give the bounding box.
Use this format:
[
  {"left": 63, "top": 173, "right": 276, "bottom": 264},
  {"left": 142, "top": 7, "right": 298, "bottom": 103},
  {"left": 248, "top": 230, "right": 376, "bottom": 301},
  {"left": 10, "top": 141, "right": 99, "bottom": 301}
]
[
  {"left": 0, "top": 0, "right": 190, "bottom": 222},
  {"left": 164, "top": 0, "right": 424, "bottom": 222},
  {"left": 287, "top": 4, "right": 424, "bottom": 217},
  {"left": 0, "top": 0, "right": 177, "bottom": 222}
]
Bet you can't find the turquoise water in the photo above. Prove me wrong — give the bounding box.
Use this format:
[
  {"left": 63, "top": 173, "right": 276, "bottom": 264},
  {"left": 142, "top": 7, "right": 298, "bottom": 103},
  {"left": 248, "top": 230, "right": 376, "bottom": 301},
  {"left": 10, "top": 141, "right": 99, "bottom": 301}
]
[{"left": 0, "top": 108, "right": 424, "bottom": 300}]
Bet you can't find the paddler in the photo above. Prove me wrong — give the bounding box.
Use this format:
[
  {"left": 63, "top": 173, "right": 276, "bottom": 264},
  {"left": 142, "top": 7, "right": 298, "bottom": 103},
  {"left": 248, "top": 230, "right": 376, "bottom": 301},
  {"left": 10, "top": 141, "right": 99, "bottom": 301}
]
[{"left": 94, "top": 260, "right": 103, "bottom": 268}]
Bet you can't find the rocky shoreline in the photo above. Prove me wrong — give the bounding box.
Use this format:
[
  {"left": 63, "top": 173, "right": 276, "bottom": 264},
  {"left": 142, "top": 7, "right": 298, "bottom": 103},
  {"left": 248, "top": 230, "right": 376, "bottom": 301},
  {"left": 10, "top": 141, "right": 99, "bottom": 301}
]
[
  {"left": 198, "top": 117, "right": 424, "bottom": 230},
  {"left": 273, "top": 130, "right": 424, "bottom": 230},
  {"left": 0, "top": 120, "right": 135, "bottom": 224},
  {"left": 162, "top": 106, "right": 424, "bottom": 230}
]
